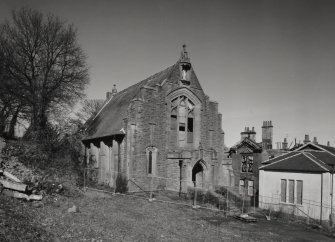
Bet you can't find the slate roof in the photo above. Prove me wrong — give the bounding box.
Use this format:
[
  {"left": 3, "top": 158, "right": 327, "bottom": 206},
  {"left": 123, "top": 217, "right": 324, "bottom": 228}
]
[
  {"left": 260, "top": 143, "right": 335, "bottom": 173},
  {"left": 229, "top": 138, "right": 262, "bottom": 154},
  {"left": 83, "top": 59, "right": 202, "bottom": 141}
]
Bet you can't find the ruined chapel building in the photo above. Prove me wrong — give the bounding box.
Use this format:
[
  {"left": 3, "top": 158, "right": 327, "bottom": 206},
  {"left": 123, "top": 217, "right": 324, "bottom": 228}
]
[{"left": 82, "top": 46, "right": 228, "bottom": 192}]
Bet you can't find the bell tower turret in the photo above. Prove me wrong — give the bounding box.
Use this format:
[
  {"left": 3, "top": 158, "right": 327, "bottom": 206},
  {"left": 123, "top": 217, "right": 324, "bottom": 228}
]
[{"left": 179, "top": 44, "right": 192, "bottom": 86}]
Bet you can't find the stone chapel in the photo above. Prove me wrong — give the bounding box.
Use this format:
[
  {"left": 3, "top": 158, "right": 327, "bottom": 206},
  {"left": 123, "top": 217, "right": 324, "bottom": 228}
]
[{"left": 82, "top": 45, "right": 229, "bottom": 192}]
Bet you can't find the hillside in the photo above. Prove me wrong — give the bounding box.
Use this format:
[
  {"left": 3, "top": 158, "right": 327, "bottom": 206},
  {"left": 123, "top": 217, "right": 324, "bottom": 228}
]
[{"left": 0, "top": 138, "right": 334, "bottom": 241}]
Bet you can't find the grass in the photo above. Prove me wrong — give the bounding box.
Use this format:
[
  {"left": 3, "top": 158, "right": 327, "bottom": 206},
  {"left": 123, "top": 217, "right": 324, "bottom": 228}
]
[{"left": 1, "top": 190, "right": 334, "bottom": 242}]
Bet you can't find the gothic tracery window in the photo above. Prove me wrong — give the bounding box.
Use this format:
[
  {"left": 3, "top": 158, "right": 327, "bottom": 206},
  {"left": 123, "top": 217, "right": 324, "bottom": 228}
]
[{"left": 170, "top": 95, "right": 194, "bottom": 144}]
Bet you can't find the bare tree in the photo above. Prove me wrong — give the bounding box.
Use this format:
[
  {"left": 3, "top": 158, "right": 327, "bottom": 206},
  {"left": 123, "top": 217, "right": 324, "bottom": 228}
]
[
  {"left": 76, "top": 99, "right": 104, "bottom": 125},
  {"left": 0, "top": 8, "right": 89, "bottom": 139}
]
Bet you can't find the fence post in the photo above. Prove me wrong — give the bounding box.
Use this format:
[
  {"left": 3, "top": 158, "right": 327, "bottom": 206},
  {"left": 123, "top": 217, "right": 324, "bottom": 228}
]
[
  {"left": 83, "top": 168, "right": 86, "bottom": 191},
  {"left": 254, "top": 188, "right": 256, "bottom": 214},
  {"left": 227, "top": 188, "right": 229, "bottom": 213},
  {"left": 193, "top": 181, "right": 198, "bottom": 209}
]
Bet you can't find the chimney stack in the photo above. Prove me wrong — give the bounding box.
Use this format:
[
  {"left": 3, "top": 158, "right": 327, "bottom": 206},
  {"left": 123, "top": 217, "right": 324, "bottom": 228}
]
[
  {"left": 262, "top": 120, "right": 273, "bottom": 150},
  {"left": 313, "top": 137, "right": 318, "bottom": 145},
  {"left": 303, "top": 134, "right": 310, "bottom": 144},
  {"left": 282, "top": 137, "right": 288, "bottom": 150},
  {"left": 240, "top": 126, "right": 256, "bottom": 141},
  {"left": 327, "top": 141, "right": 330, "bottom": 147},
  {"left": 106, "top": 84, "right": 118, "bottom": 101}
]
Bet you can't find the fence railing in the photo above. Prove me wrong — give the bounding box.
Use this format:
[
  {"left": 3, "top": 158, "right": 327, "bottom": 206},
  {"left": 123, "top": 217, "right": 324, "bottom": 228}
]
[
  {"left": 83, "top": 167, "right": 331, "bottom": 226},
  {"left": 83, "top": 167, "right": 260, "bottom": 215}
]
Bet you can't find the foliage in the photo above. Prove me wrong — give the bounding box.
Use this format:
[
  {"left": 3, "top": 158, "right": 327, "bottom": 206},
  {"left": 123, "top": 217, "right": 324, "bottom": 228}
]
[
  {"left": 187, "top": 187, "right": 226, "bottom": 209},
  {"left": 76, "top": 99, "right": 105, "bottom": 126},
  {"left": 0, "top": 7, "right": 89, "bottom": 139}
]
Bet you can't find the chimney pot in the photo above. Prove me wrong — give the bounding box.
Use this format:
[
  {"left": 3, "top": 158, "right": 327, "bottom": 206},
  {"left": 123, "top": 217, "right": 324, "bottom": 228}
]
[
  {"left": 313, "top": 137, "right": 318, "bottom": 144},
  {"left": 112, "top": 84, "right": 117, "bottom": 94},
  {"left": 304, "top": 134, "right": 310, "bottom": 144},
  {"left": 327, "top": 141, "right": 330, "bottom": 146},
  {"left": 252, "top": 127, "right": 255, "bottom": 132}
]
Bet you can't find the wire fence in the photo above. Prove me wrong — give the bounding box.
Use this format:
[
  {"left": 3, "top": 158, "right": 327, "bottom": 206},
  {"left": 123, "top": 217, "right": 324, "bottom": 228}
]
[
  {"left": 83, "top": 167, "right": 330, "bottom": 226},
  {"left": 84, "top": 167, "right": 259, "bottom": 216},
  {"left": 259, "top": 193, "right": 332, "bottom": 225}
]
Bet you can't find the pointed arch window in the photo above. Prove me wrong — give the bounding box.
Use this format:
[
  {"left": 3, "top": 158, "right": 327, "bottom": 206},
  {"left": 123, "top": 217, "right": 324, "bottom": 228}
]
[
  {"left": 146, "top": 147, "right": 158, "bottom": 176},
  {"left": 148, "top": 151, "right": 152, "bottom": 174},
  {"left": 170, "top": 95, "right": 194, "bottom": 144}
]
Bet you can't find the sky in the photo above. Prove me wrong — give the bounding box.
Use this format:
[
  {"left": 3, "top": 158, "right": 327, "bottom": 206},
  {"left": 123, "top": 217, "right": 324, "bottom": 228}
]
[{"left": 1, "top": 0, "right": 335, "bottom": 147}]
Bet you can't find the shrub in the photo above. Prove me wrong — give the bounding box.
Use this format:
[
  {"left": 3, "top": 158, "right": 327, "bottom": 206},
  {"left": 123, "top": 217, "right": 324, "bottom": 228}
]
[{"left": 187, "top": 187, "right": 226, "bottom": 209}]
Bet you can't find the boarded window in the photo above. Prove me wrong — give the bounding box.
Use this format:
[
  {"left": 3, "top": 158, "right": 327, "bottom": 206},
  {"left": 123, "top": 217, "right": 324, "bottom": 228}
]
[
  {"left": 288, "top": 180, "right": 294, "bottom": 203},
  {"left": 248, "top": 180, "right": 254, "bottom": 196},
  {"left": 239, "top": 179, "right": 245, "bottom": 195},
  {"left": 297, "top": 180, "right": 303, "bottom": 205},
  {"left": 281, "top": 179, "right": 287, "bottom": 203}
]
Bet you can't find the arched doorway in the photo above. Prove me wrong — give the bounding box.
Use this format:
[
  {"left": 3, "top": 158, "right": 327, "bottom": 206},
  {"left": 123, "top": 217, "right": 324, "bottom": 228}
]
[{"left": 192, "top": 160, "right": 207, "bottom": 188}]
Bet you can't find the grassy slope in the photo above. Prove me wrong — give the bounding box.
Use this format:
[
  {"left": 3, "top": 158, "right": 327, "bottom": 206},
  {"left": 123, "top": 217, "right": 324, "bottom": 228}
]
[{"left": 1, "top": 191, "right": 334, "bottom": 242}]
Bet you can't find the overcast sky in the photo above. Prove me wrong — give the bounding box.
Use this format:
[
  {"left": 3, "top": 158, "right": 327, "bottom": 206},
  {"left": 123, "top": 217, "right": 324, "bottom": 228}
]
[{"left": 1, "top": 0, "right": 335, "bottom": 147}]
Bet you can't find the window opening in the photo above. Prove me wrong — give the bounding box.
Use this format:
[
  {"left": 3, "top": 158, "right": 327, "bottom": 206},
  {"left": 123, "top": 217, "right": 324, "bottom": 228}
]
[
  {"left": 241, "top": 156, "right": 247, "bottom": 172},
  {"left": 288, "top": 180, "right": 294, "bottom": 203},
  {"left": 239, "top": 179, "right": 245, "bottom": 195},
  {"left": 170, "top": 95, "right": 195, "bottom": 144},
  {"left": 248, "top": 180, "right": 254, "bottom": 196},
  {"left": 281, "top": 179, "right": 287, "bottom": 203},
  {"left": 297, "top": 180, "right": 303, "bottom": 205},
  {"left": 248, "top": 156, "right": 253, "bottom": 172},
  {"left": 148, "top": 151, "right": 152, "bottom": 174}
]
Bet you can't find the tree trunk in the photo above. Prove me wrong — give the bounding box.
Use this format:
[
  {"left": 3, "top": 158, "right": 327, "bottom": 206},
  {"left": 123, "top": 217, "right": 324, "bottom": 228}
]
[
  {"left": 8, "top": 105, "right": 21, "bottom": 138},
  {"left": 24, "top": 104, "right": 48, "bottom": 141},
  {"left": 0, "top": 106, "right": 10, "bottom": 136}
]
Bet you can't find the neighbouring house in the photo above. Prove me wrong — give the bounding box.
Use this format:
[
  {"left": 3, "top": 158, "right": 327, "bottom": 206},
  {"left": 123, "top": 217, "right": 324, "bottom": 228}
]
[
  {"left": 259, "top": 138, "right": 335, "bottom": 222},
  {"left": 82, "top": 45, "right": 229, "bottom": 192},
  {"left": 228, "top": 122, "right": 288, "bottom": 206}
]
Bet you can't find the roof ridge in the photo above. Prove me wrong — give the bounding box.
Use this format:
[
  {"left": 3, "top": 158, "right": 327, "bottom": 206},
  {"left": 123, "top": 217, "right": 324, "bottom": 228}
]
[
  {"left": 260, "top": 152, "right": 301, "bottom": 169},
  {"left": 296, "top": 142, "right": 335, "bottom": 157},
  {"left": 262, "top": 150, "right": 297, "bottom": 164},
  {"left": 302, "top": 152, "right": 329, "bottom": 171},
  {"left": 89, "top": 63, "right": 177, "bottom": 124},
  {"left": 305, "top": 151, "right": 327, "bottom": 166}
]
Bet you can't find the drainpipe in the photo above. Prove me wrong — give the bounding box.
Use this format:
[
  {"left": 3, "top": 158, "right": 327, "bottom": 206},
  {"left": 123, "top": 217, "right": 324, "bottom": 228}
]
[
  {"left": 118, "top": 141, "right": 121, "bottom": 173},
  {"left": 179, "top": 160, "right": 183, "bottom": 197},
  {"left": 331, "top": 165, "right": 335, "bottom": 226},
  {"left": 321, "top": 173, "right": 323, "bottom": 224}
]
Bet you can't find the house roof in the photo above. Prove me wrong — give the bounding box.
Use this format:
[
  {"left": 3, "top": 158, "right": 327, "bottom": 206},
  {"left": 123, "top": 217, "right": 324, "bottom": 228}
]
[
  {"left": 260, "top": 142, "right": 335, "bottom": 173},
  {"left": 83, "top": 58, "right": 202, "bottom": 142},
  {"left": 229, "top": 137, "right": 262, "bottom": 154}
]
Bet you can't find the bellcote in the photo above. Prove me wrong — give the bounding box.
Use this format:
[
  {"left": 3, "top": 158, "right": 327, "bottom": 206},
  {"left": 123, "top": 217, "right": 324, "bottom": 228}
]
[{"left": 179, "top": 44, "right": 192, "bottom": 86}]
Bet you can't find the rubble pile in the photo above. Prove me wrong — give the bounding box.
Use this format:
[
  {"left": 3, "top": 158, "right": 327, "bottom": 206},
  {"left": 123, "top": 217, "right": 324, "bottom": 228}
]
[{"left": 0, "top": 139, "right": 64, "bottom": 201}]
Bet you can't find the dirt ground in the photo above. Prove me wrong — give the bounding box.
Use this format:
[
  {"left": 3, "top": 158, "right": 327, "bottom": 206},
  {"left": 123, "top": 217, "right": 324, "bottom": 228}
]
[{"left": 0, "top": 190, "right": 334, "bottom": 242}]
